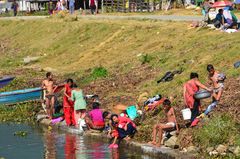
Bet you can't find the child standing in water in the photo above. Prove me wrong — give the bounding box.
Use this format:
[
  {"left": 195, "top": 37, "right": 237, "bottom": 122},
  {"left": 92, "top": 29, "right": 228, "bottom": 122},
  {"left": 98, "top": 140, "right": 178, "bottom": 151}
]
[{"left": 71, "top": 84, "right": 87, "bottom": 129}]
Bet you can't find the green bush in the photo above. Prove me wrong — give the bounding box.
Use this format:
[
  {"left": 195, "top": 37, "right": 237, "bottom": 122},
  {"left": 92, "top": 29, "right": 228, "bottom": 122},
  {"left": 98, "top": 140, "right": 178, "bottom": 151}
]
[
  {"left": 194, "top": 114, "right": 237, "bottom": 148},
  {"left": 91, "top": 67, "right": 108, "bottom": 79},
  {"left": 140, "top": 54, "right": 153, "bottom": 65}
]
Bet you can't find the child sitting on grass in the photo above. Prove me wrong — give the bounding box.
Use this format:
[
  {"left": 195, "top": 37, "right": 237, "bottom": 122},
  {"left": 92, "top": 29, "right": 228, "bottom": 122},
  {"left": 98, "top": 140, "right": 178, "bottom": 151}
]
[{"left": 148, "top": 99, "right": 179, "bottom": 147}]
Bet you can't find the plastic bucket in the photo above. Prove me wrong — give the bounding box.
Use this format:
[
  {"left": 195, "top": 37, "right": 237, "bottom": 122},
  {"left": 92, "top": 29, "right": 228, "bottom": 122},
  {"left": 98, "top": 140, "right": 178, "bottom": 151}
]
[
  {"left": 126, "top": 105, "right": 138, "bottom": 120},
  {"left": 181, "top": 108, "right": 192, "bottom": 120}
]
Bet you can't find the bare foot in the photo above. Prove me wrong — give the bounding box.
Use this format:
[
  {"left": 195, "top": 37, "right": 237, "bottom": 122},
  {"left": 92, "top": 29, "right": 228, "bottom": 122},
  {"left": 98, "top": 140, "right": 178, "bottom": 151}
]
[
  {"left": 124, "top": 136, "right": 131, "bottom": 142},
  {"left": 148, "top": 141, "right": 157, "bottom": 145},
  {"left": 156, "top": 143, "right": 163, "bottom": 147}
]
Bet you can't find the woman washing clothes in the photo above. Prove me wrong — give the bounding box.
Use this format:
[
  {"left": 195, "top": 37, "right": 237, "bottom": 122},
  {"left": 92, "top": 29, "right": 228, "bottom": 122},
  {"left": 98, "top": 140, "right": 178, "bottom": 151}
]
[
  {"left": 183, "top": 72, "right": 211, "bottom": 125},
  {"left": 71, "top": 84, "right": 87, "bottom": 128},
  {"left": 111, "top": 114, "right": 136, "bottom": 141},
  {"left": 63, "top": 79, "right": 75, "bottom": 127},
  {"left": 85, "top": 102, "right": 105, "bottom": 130}
]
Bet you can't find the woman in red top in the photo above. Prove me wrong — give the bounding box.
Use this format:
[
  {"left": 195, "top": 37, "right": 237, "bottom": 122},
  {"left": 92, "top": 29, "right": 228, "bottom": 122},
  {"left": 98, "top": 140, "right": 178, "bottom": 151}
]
[
  {"left": 63, "top": 79, "right": 75, "bottom": 126},
  {"left": 111, "top": 114, "right": 136, "bottom": 141},
  {"left": 183, "top": 73, "right": 211, "bottom": 124}
]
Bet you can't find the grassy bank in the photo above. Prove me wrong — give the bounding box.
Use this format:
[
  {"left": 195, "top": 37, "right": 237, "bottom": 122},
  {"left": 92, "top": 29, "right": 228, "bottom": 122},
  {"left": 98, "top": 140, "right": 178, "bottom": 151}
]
[
  {"left": 0, "top": 17, "right": 240, "bottom": 155},
  {"left": 0, "top": 103, "right": 40, "bottom": 123},
  {"left": 0, "top": 18, "right": 239, "bottom": 95}
]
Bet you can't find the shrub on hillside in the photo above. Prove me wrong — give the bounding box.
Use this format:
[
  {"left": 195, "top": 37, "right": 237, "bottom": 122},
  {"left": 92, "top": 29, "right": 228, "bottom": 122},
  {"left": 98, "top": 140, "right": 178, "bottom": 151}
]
[
  {"left": 91, "top": 67, "right": 108, "bottom": 79},
  {"left": 193, "top": 114, "right": 237, "bottom": 148},
  {"left": 140, "top": 54, "right": 153, "bottom": 65}
]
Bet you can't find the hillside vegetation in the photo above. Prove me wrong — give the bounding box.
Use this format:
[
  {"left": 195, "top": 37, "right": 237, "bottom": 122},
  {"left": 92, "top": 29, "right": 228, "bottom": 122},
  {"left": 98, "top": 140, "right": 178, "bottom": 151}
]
[
  {"left": 0, "top": 17, "right": 240, "bottom": 156},
  {"left": 0, "top": 18, "right": 239, "bottom": 95}
]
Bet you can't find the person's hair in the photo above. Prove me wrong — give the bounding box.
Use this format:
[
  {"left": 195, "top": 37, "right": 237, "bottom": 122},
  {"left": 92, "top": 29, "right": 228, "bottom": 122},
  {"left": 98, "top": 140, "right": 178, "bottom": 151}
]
[
  {"left": 163, "top": 99, "right": 171, "bottom": 106},
  {"left": 46, "top": 72, "right": 52, "bottom": 78},
  {"left": 102, "top": 111, "right": 110, "bottom": 119},
  {"left": 66, "top": 78, "right": 73, "bottom": 83},
  {"left": 218, "top": 9, "right": 223, "bottom": 13},
  {"left": 71, "top": 83, "right": 78, "bottom": 88},
  {"left": 92, "top": 102, "right": 100, "bottom": 109},
  {"left": 207, "top": 64, "right": 214, "bottom": 72},
  {"left": 110, "top": 114, "right": 118, "bottom": 124},
  {"left": 190, "top": 72, "right": 199, "bottom": 79}
]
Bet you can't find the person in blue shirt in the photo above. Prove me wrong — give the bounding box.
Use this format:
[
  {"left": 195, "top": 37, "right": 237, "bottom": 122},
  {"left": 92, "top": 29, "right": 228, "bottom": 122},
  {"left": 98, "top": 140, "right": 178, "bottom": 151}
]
[
  {"left": 69, "top": 0, "right": 75, "bottom": 14},
  {"left": 214, "top": 9, "right": 228, "bottom": 29}
]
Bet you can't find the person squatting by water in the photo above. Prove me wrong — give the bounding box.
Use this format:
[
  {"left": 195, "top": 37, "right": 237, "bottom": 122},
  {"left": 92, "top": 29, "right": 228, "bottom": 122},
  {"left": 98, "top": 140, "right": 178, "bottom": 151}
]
[
  {"left": 103, "top": 111, "right": 120, "bottom": 148},
  {"left": 148, "top": 99, "right": 179, "bottom": 147},
  {"left": 85, "top": 102, "right": 105, "bottom": 130},
  {"left": 111, "top": 113, "right": 136, "bottom": 142}
]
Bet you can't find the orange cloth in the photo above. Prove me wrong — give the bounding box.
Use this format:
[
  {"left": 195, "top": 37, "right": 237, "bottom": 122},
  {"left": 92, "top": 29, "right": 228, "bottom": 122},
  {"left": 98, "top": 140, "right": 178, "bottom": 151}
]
[{"left": 184, "top": 79, "right": 199, "bottom": 109}]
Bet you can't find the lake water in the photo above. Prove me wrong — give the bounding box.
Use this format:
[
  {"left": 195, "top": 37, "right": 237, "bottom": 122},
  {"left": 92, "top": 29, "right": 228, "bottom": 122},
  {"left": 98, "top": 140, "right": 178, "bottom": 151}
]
[{"left": 0, "top": 123, "right": 155, "bottom": 159}]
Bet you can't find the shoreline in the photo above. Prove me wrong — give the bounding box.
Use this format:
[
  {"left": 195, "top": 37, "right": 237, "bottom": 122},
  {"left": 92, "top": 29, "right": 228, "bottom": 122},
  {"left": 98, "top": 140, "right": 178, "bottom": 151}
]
[{"left": 37, "top": 113, "right": 195, "bottom": 159}]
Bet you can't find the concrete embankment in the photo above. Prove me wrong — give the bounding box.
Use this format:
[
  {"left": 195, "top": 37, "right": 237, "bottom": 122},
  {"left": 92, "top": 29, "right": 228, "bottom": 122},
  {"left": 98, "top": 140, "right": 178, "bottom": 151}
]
[{"left": 37, "top": 113, "right": 195, "bottom": 159}]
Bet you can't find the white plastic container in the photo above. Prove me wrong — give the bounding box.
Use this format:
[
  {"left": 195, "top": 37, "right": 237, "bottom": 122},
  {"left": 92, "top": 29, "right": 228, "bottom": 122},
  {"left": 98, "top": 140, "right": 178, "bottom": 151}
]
[{"left": 181, "top": 108, "right": 192, "bottom": 120}]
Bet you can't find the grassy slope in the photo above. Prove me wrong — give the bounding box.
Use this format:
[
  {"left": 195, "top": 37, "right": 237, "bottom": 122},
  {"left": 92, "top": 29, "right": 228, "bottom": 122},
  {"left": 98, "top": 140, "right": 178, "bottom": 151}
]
[
  {"left": 0, "top": 17, "right": 240, "bottom": 152},
  {"left": 0, "top": 18, "right": 239, "bottom": 96}
]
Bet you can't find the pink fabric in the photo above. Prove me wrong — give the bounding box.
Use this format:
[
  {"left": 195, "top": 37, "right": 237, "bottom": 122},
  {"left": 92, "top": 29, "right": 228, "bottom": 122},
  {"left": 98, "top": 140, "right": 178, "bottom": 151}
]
[
  {"left": 89, "top": 109, "right": 104, "bottom": 123},
  {"left": 51, "top": 117, "right": 63, "bottom": 124},
  {"left": 184, "top": 79, "right": 199, "bottom": 109}
]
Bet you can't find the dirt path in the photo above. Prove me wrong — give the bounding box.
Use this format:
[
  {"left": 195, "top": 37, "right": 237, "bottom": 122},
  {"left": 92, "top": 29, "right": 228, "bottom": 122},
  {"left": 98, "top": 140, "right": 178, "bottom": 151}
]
[{"left": 0, "top": 14, "right": 203, "bottom": 21}]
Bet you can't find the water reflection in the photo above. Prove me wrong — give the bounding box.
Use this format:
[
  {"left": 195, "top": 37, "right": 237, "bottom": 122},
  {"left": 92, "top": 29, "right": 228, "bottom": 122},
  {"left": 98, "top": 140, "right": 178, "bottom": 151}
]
[
  {"left": 43, "top": 131, "right": 57, "bottom": 159},
  {"left": 42, "top": 129, "right": 142, "bottom": 159},
  {"left": 65, "top": 134, "right": 76, "bottom": 159},
  {"left": 0, "top": 123, "right": 153, "bottom": 159}
]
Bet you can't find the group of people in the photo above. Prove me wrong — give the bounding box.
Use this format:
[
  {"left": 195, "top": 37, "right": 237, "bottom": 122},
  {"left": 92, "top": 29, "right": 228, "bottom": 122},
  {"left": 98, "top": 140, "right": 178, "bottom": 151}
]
[
  {"left": 147, "top": 64, "right": 225, "bottom": 147},
  {"left": 48, "top": 0, "right": 98, "bottom": 15},
  {"left": 184, "top": 64, "right": 225, "bottom": 126},
  {"left": 41, "top": 64, "right": 225, "bottom": 148},
  {"left": 42, "top": 73, "right": 104, "bottom": 131},
  {"left": 41, "top": 72, "right": 137, "bottom": 148},
  {"left": 202, "top": 0, "right": 239, "bottom": 30}
]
